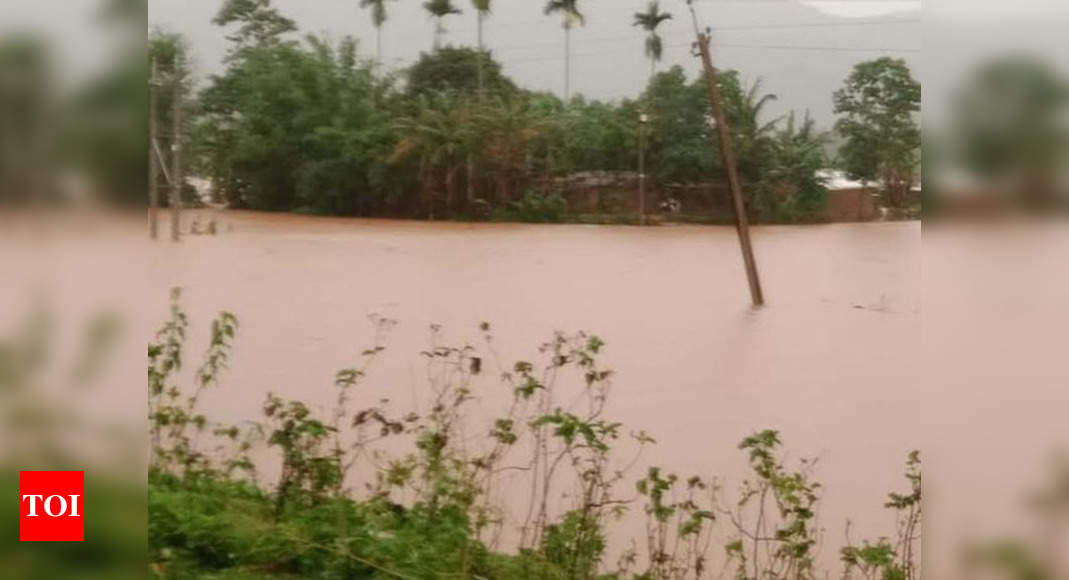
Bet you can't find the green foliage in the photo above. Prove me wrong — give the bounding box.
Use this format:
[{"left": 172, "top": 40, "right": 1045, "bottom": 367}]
[
  {"left": 495, "top": 190, "right": 568, "bottom": 222},
  {"left": 198, "top": 28, "right": 402, "bottom": 213},
  {"left": 641, "top": 67, "right": 827, "bottom": 222},
  {"left": 1, "top": 471, "right": 144, "bottom": 579},
  {"left": 954, "top": 57, "right": 1066, "bottom": 177},
  {"left": 633, "top": 2, "right": 673, "bottom": 66},
  {"left": 554, "top": 96, "right": 642, "bottom": 175},
  {"left": 541, "top": 509, "right": 607, "bottom": 578},
  {"left": 841, "top": 451, "right": 921, "bottom": 580},
  {"left": 390, "top": 91, "right": 474, "bottom": 217},
  {"left": 263, "top": 395, "right": 342, "bottom": 516},
  {"left": 424, "top": 0, "right": 463, "bottom": 49},
  {"left": 951, "top": 56, "right": 1067, "bottom": 207},
  {"left": 963, "top": 541, "right": 1049, "bottom": 580},
  {"left": 841, "top": 540, "right": 899, "bottom": 580},
  {"left": 723, "top": 430, "right": 822, "bottom": 580},
  {"left": 148, "top": 288, "right": 243, "bottom": 478},
  {"left": 424, "top": 0, "right": 463, "bottom": 19},
  {"left": 755, "top": 112, "right": 829, "bottom": 222},
  {"left": 148, "top": 294, "right": 920, "bottom": 580},
  {"left": 148, "top": 28, "right": 192, "bottom": 125},
  {"left": 544, "top": 0, "right": 585, "bottom": 26},
  {"left": 407, "top": 46, "right": 516, "bottom": 98},
  {"left": 213, "top": 0, "right": 297, "bottom": 48},
  {"left": 634, "top": 468, "right": 716, "bottom": 579},
  {"left": 361, "top": 0, "right": 392, "bottom": 29},
  {"left": 183, "top": 3, "right": 836, "bottom": 223},
  {"left": 62, "top": 17, "right": 147, "bottom": 206},
  {"left": 833, "top": 57, "right": 920, "bottom": 207},
  {"left": 642, "top": 66, "right": 718, "bottom": 185}
]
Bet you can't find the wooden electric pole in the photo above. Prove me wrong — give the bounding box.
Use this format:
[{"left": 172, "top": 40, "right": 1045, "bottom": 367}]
[
  {"left": 688, "top": 1, "right": 764, "bottom": 306},
  {"left": 563, "top": 20, "right": 571, "bottom": 101},
  {"left": 638, "top": 112, "right": 648, "bottom": 225},
  {"left": 149, "top": 58, "right": 159, "bottom": 240},
  {"left": 170, "top": 53, "right": 183, "bottom": 242}
]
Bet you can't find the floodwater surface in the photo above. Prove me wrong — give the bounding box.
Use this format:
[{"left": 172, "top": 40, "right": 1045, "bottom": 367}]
[
  {"left": 147, "top": 210, "right": 923, "bottom": 571},
  {"left": 8, "top": 210, "right": 1069, "bottom": 575}
]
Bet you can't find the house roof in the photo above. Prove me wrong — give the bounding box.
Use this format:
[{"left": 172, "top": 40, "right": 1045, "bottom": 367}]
[{"left": 816, "top": 169, "right": 868, "bottom": 190}]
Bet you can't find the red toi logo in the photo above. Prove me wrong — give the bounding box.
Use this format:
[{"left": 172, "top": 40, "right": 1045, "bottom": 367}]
[{"left": 19, "top": 471, "right": 84, "bottom": 541}]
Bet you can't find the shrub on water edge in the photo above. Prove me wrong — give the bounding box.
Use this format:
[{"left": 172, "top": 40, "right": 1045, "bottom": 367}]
[
  {"left": 147, "top": 290, "right": 922, "bottom": 579},
  {"left": 495, "top": 190, "right": 570, "bottom": 223}
]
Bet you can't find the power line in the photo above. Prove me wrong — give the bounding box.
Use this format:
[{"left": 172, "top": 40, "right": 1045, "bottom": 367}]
[
  {"left": 492, "top": 42, "right": 918, "bottom": 65},
  {"left": 387, "top": 39, "right": 918, "bottom": 72},
  {"left": 708, "top": 18, "right": 920, "bottom": 30},
  {"left": 379, "top": 17, "right": 921, "bottom": 71},
  {"left": 486, "top": 18, "right": 920, "bottom": 53},
  {"left": 709, "top": 42, "right": 920, "bottom": 53},
  {"left": 451, "top": 12, "right": 919, "bottom": 31}
]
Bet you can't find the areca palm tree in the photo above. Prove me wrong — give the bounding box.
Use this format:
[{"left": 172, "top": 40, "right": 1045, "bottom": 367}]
[
  {"left": 633, "top": 1, "right": 672, "bottom": 83},
  {"left": 359, "top": 0, "right": 392, "bottom": 64},
  {"left": 543, "top": 0, "right": 584, "bottom": 100},
  {"left": 424, "top": 0, "right": 462, "bottom": 51},
  {"left": 471, "top": 0, "right": 491, "bottom": 94}
]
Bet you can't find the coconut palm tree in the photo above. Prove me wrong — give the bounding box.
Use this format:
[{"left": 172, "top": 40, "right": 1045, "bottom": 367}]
[
  {"left": 392, "top": 92, "right": 472, "bottom": 217},
  {"left": 732, "top": 78, "right": 781, "bottom": 145},
  {"left": 722, "top": 77, "right": 782, "bottom": 188},
  {"left": 633, "top": 1, "right": 672, "bottom": 83},
  {"left": 424, "top": 0, "right": 462, "bottom": 51},
  {"left": 476, "top": 96, "right": 542, "bottom": 202},
  {"left": 471, "top": 0, "right": 491, "bottom": 94},
  {"left": 543, "top": 0, "right": 584, "bottom": 100},
  {"left": 467, "top": 0, "right": 493, "bottom": 208},
  {"left": 359, "top": 0, "right": 392, "bottom": 64}
]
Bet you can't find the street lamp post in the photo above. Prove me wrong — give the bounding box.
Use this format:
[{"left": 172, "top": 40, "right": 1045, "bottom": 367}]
[{"left": 638, "top": 112, "right": 649, "bottom": 225}]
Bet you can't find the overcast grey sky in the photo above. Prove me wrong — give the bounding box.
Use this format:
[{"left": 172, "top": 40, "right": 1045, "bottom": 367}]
[{"left": 148, "top": 0, "right": 920, "bottom": 127}]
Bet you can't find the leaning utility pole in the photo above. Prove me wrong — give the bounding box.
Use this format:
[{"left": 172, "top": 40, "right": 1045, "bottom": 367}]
[
  {"left": 687, "top": 1, "right": 764, "bottom": 306},
  {"left": 638, "top": 112, "right": 648, "bottom": 225},
  {"left": 170, "top": 53, "right": 183, "bottom": 242},
  {"left": 149, "top": 58, "right": 160, "bottom": 240},
  {"left": 563, "top": 20, "right": 572, "bottom": 101}
]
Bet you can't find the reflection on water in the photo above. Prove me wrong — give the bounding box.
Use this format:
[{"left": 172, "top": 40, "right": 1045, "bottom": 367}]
[{"left": 150, "top": 210, "right": 921, "bottom": 570}]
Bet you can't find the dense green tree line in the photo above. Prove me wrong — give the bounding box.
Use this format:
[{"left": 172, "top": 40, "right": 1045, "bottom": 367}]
[{"left": 146, "top": 0, "right": 920, "bottom": 222}]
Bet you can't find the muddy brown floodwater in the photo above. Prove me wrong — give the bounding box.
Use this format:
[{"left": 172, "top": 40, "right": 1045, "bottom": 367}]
[
  {"left": 150, "top": 210, "right": 922, "bottom": 572},
  {"left": 9, "top": 210, "right": 1069, "bottom": 576}
]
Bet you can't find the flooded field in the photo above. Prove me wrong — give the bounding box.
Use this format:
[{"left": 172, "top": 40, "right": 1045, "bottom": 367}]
[
  {"left": 14, "top": 209, "right": 1069, "bottom": 574},
  {"left": 143, "top": 210, "right": 921, "bottom": 569}
]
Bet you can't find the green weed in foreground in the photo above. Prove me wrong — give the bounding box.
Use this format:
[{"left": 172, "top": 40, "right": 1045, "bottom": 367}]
[{"left": 148, "top": 289, "right": 920, "bottom": 579}]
